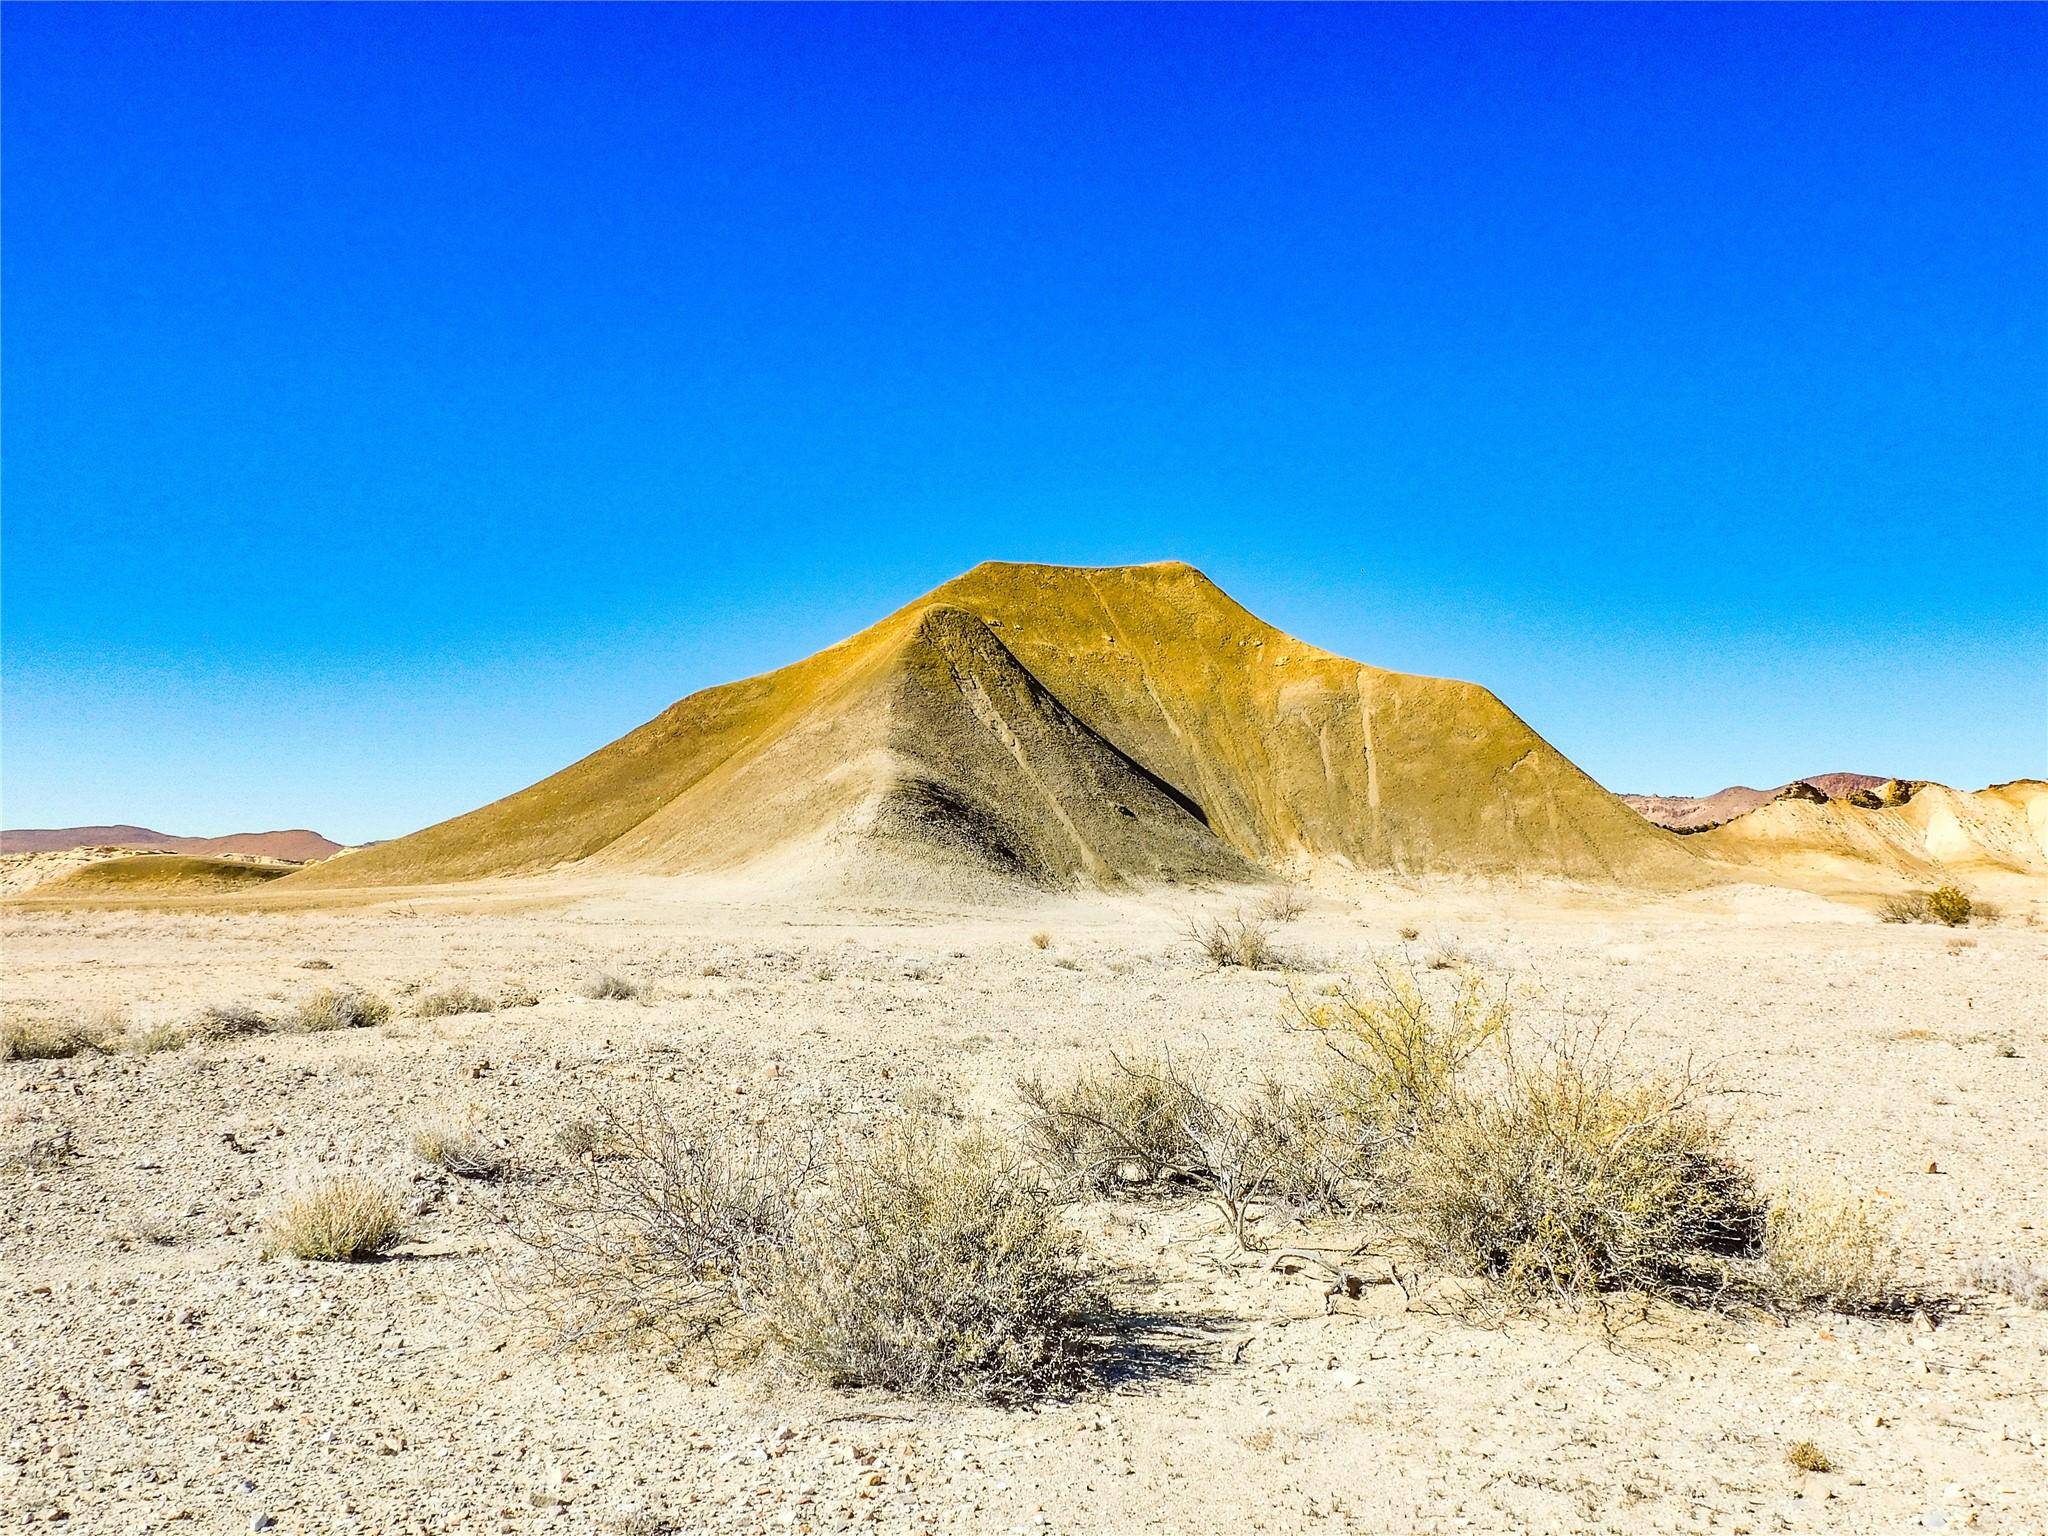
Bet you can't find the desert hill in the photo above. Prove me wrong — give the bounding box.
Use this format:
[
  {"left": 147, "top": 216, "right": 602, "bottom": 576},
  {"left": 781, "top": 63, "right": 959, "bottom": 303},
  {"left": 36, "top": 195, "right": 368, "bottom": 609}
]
[
  {"left": 1696, "top": 778, "right": 2048, "bottom": 894},
  {"left": 0, "top": 825, "right": 342, "bottom": 861},
  {"left": 282, "top": 561, "right": 1701, "bottom": 894},
  {"left": 32, "top": 854, "right": 298, "bottom": 897},
  {"left": 1622, "top": 773, "right": 1890, "bottom": 832}
]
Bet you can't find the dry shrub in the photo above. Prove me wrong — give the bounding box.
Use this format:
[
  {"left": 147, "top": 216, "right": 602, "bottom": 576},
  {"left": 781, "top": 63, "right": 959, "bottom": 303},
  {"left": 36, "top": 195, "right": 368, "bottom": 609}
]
[
  {"left": 1961, "top": 1256, "right": 2048, "bottom": 1309},
  {"left": 1029, "top": 931, "right": 1052, "bottom": 951},
  {"left": 1787, "top": 1440, "right": 1834, "bottom": 1473},
  {"left": 295, "top": 987, "right": 392, "bottom": 1032},
  {"left": 767, "top": 1120, "right": 1101, "bottom": 1402},
  {"left": 1019, "top": 1054, "right": 1368, "bottom": 1241},
  {"left": 2, "top": 1017, "right": 111, "bottom": 1062},
  {"left": 414, "top": 1122, "right": 508, "bottom": 1180},
  {"left": 521, "top": 1099, "right": 817, "bottom": 1352},
  {"left": 193, "top": 1003, "right": 274, "bottom": 1041},
  {"left": 417, "top": 986, "right": 496, "bottom": 1019},
  {"left": 1878, "top": 887, "right": 1971, "bottom": 926},
  {"left": 1186, "top": 911, "right": 1282, "bottom": 971},
  {"left": 1291, "top": 961, "right": 1509, "bottom": 1139},
  {"left": 1259, "top": 884, "right": 1307, "bottom": 923},
  {"left": 1424, "top": 942, "right": 1469, "bottom": 972},
  {"left": 521, "top": 1099, "right": 1100, "bottom": 1401},
  {"left": 1754, "top": 1191, "right": 1903, "bottom": 1315},
  {"left": 270, "top": 1177, "right": 405, "bottom": 1261},
  {"left": 1926, "top": 885, "right": 1973, "bottom": 927},
  {"left": 129, "top": 1023, "right": 193, "bottom": 1055},
  {"left": 1386, "top": 1028, "right": 1762, "bottom": 1309},
  {"left": 1398, "top": 925, "right": 1421, "bottom": 942},
  {"left": 580, "top": 972, "right": 646, "bottom": 1002},
  {"left": 1878, "top": 891, "right": 1930, "bottom": 924},
  {"left": 1018, "top": 1053, "right": 1210, "bottom": 1194}
]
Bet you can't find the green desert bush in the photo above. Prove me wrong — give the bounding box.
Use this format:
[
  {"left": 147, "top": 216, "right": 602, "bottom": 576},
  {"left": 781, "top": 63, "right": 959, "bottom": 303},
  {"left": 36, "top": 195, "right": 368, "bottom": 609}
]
[
  {"left": 416, "top": 986, "right": 496, "bottom": 1019},
  {"left": 767, "top": 1120, "right": 1102, "bottom": 1402},
  {"left": 1926, "top": 885, "right": 1973, "bottom": 927},
  {"left": 270, "top": 1177, "right": 405, "bottom": 1261},
  {"left": 296, "top": 987, "right": 392, "bottom": 1032}
]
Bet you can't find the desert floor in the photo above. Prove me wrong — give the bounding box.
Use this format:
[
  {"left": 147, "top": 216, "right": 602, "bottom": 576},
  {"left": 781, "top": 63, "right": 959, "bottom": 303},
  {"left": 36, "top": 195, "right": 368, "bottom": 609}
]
[{"left": 4, "top": 877, "right": 2045, "bottom": 1535}]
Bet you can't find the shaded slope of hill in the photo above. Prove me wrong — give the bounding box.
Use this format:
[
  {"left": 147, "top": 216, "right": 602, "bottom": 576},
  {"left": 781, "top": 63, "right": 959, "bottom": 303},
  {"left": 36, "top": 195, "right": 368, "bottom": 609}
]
[
  {"left": 284, "top": 561, "right": 1698, "bottom": 894},
  {"left": 0, "top": 826, "right": 343, "bottom": 861}
]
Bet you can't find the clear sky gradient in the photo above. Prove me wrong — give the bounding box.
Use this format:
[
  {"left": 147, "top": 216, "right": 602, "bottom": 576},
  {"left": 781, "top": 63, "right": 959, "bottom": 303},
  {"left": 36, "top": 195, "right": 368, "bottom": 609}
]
[{"left": 4, "top": 5, "right": 2043, "bottom": 844}]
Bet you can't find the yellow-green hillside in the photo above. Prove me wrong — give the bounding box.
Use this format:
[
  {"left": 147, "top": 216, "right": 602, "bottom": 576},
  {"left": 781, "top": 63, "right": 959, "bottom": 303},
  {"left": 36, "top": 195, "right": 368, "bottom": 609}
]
[{"left": 283, "top": 561, "right": 1702, "bottom": 892}]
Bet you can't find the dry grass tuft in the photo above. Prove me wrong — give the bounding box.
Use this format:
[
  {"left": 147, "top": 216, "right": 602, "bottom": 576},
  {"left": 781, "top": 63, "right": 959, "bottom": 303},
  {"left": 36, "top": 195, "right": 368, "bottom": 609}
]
[
  {"left": 1961, "top": 1256, "right": 2048, "bottom": 1309},
  {"left": 129, "top": 1023, "right": 194, "bottom": 1055},
  {"left": 1754, "top": 1190, "right": 1903, "bottom": 1315},
  {"left": 416, "top": 986, "right": 496, "bottom": 1019},
  {"left": 295, "top": 987, "right": 392, "bottom": 1032},
  {"left": 192, "top": 1004, "right": 275, "bottom": 1042},
  {"left": 1398, "top": 925, "right": 1421, "bottom": 942},
  {"left": 1186, "top": 911, "right": 1283, "bottom": 971},
  {"left": 2, "top": 1016, "right": 113, "bottom": 1061},
  {"left": 1029, "top": 931, "right": 1052, "bottom": 950},
  {"left": 1787, "top": 1440, "right": 1834, "bottom": 1474},
  {"left": 270, "top": 1177, "right": 405, "bottom": 1261},
  {"left": 1258, "top": 884, "right": 1307, "bottom": 923},
  {"left": 580, "top": 971, "right": 646, "bottom": 1002},
  {"left": 414, "top": 1122, "right": 509, "bottom": 1180}
]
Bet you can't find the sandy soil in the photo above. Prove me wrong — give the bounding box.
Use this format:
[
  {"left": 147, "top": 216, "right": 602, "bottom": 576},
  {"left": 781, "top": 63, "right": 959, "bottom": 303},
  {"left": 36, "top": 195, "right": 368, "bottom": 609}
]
[{"left": 4, "top": 877, "right": 2044, "bottom": 1535}]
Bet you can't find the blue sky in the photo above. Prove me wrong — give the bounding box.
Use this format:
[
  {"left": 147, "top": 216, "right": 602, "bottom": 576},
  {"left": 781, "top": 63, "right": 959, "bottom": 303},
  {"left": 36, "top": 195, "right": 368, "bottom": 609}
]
[{"left": 4, "top": 4, "right": 2043, "bottom": 844}]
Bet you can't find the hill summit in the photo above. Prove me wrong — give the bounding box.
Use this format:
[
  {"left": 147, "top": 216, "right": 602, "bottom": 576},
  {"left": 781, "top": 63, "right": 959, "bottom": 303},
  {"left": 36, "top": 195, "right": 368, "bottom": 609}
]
[{"left": 286, "top": 562, "right": 1698, "bottom": 894}]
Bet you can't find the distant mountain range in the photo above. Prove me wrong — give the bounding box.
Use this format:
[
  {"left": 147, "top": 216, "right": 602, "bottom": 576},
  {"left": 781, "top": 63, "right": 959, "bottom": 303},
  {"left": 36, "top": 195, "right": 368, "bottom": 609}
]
[
  {"left": 0, "top": 825, "right": 343, "bottom": 861},
  {"left": 1620, "top": 774, "right": 1891, "bottom": 832}
]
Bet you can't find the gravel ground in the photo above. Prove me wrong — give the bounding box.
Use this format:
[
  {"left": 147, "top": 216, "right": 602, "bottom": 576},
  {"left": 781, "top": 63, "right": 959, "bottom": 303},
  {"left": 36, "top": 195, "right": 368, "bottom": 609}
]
[{"left": 5, "top": 879, "right": 2045, "bottom": 1534}]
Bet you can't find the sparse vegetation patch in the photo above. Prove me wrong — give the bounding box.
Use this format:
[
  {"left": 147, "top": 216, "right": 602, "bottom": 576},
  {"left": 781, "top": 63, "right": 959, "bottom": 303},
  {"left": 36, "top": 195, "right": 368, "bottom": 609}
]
[
  {"left": 417, "top": 986, "right": 497, "bottom": 1019},
  {"left": 270, "top": 1177, "right": 405, "bottom": 1261},
  {"left": 296, "top": 987, "right": 393, "bottom": 1032},
  {"left": 521, "top": 1099, "right": 1104, "bottom": 1401}
]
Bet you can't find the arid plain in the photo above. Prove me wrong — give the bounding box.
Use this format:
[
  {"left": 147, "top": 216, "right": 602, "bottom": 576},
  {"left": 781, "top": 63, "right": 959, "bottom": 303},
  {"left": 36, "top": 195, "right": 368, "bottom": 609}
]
[{"left": 6, "top": 565, "right": 2045, "bottom": 1535}]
